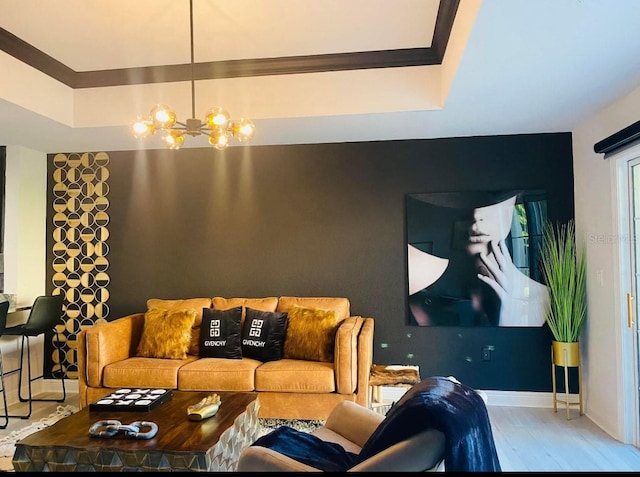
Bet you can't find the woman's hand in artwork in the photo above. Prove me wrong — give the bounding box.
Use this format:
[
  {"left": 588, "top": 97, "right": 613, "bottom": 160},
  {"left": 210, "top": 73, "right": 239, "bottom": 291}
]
[
  {"left": 475, "top": 239, "right": 549, "bottom": 327},
  {"left": 476, "top": 239, "right": 519, "bottom": 297}
]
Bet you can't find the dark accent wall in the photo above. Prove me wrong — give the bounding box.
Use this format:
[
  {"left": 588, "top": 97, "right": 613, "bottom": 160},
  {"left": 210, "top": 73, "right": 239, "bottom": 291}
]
[{"left": 46, "top": 132, "right": 574, "bottom": 392}]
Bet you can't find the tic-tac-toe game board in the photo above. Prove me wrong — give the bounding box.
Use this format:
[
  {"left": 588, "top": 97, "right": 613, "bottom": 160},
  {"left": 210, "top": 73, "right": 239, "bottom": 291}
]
[{"left": 89, "top": 388, "right": 173, "bottom": 411}]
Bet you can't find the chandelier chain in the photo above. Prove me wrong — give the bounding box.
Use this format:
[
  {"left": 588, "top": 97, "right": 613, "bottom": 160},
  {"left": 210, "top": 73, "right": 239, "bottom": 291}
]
[{"left": 189, "top": 0, "right": 196, "bottom": 120}]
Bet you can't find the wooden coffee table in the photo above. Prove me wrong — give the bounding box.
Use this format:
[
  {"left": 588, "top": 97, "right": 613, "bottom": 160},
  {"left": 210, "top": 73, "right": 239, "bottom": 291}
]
[{"left": 12, "top": 391, "right": 260, "bottom": 472}]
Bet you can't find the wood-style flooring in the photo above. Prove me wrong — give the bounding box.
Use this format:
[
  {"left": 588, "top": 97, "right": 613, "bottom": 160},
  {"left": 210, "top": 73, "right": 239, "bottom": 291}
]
[
  {"left": 487, "top": 406, "right": 640, "bottom": 472},
  {"left": 1, "top": 393, "right": 639, "bottom": 472}
]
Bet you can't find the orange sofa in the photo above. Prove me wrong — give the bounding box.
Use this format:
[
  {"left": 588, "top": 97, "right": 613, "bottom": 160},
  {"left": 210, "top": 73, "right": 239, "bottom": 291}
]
[{"left": 77, "top": 296, "right": 374, "bottom": 420}]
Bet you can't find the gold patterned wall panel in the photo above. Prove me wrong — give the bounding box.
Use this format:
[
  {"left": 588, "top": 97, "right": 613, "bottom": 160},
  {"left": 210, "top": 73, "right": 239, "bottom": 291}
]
[{"left": 48, "top": 152, "right": 110, "bottom": 379}]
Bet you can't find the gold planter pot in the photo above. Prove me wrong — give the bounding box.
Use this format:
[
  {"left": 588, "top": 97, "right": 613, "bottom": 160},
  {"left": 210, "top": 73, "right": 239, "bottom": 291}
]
[
  {"left": 551, "top": 340, "right": 582, "bottom": 419},
  {"left": 552, "top": 341, "right": 581, "bottom": 367}
]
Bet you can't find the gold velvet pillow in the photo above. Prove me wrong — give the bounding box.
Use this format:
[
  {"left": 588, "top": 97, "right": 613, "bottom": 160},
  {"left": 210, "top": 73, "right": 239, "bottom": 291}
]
[
  {"left": 146, "top": 298, "right": 212, "bottom": 356},
  {"left": 283, "top": 305, "right": 339, "bottom": 362},
  {"left": 136, "top": 308, "right": 197, "bottom": 359}
]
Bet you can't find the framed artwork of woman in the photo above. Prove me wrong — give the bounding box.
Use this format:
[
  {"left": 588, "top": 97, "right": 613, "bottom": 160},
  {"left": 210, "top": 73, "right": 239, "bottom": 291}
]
[{"left": 406, "top": 190, "right": 548, "bottom": 327}]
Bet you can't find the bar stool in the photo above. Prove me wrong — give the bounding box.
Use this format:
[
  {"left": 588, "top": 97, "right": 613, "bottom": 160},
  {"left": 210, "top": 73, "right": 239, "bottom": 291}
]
[
  {"left": 0, "top": 300, "right": 11, "bottom": 428},
  {"left": 2, "top": 294, "right": 66, "bottom": 419}
]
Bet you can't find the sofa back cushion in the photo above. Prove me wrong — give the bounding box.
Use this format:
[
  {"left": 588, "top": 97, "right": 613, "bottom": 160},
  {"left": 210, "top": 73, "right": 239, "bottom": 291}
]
[
  {"left": 212, "top": 297, "right": 278, "bottom": 315},
  {"left": 146, "top": 298, "right": 213, "bottom": 356},
  {"left": 277, "top": 297, "right": 350, "bottom": 320}
]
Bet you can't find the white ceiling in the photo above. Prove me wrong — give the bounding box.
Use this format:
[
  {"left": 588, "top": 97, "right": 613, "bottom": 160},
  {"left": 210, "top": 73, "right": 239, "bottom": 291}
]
[{"left": 1, "top": 0, "right": 640, "bottom": 153}]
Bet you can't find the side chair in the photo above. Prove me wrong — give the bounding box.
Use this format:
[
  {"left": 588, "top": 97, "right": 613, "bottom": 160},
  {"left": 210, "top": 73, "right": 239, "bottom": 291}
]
[{"left": 2, "top": 294, "right": 66, "bottom": 419}]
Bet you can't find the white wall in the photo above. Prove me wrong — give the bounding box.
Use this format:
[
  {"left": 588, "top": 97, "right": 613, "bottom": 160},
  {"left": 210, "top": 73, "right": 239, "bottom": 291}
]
[
  {"left": 4, "top": 146, "right": 47, "bottom": 304},
  {"left": 572, "top": 84, "right": 640, "bottom": 442},
  {"left": 2, "top": 145, "right": 47, "bottom": 401}
]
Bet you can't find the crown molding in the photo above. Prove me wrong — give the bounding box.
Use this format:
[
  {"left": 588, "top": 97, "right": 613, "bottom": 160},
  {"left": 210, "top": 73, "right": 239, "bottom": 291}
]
[{"left": 0, "top": 0, "right": 459, "bottom": 89}]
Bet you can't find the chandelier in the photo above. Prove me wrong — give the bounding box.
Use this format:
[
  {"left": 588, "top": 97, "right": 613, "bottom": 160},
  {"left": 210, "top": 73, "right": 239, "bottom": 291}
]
[{"left": 130, "top": 0, "right": 255, "bottom": 150}]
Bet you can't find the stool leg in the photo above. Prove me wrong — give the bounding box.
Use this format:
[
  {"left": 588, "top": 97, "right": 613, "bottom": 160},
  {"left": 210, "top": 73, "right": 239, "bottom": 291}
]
[
  {"left": 14, "top": 335, "right": 33, "bottom": 418},
  {"left": 37, "top": 329, "right": 66, "bottom": 403},
  {"left": 372, "top": 385, "right": 381, "bottom": 404},
  {"left": 18, "top": 331, "right": 66, "bottom": 405},
  {"left": 0, "top": 351, "right": 9, "bottom": 429}
]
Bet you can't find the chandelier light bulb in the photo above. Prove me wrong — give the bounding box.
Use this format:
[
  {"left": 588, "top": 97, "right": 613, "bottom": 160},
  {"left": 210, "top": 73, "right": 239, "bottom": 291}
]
[
  {"left": 131, "top": 116, "right": 154, "bottom": 139},
  {"left": 150, "top": 104, "right": 177, "bottom": 129},
  {"left": 208, "top": 130, "right": 230, "bottom": 150},
  {"left": 205, "top": 107, "right": 231, "bottom": 129},
  {"left": 231, "top": 118, "right": 256, "bottom": 142},
  {"left": 162, "top": 130, "right": 185, "bottom": 150}
]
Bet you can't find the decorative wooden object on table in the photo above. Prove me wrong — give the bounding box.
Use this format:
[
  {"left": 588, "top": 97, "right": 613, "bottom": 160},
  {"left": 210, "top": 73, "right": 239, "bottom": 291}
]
[
  {"left": 187, "top": 393, "right": 221, "bottom": 421},
  {"left": 12, "top": 391, "right": 260, "bottom": 472},
  {"left": 369, "top": 364, "right": 420, "bottom": 413}
]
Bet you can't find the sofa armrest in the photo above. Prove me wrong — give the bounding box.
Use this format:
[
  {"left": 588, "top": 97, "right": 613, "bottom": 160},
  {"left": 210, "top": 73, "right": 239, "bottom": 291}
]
[
  {"left": 322, "top": 400, "right": 383, "bottom": 448},
  {"left": 334, "top": 316, "right": 374, "bottom": 401},
  {"left": 348, "top": 429, "right": 445, "bottom": 472},
  {"left": 334, "top": 317, "right": 362, "bottom": 394},
  {"left": 237, "top": 446, "right": 319, "bottom": 472},
  {"left": 80, "top": 313, "right": 145, "bottom": 389},
  {"left": 356, "top": 317, "right": 374, "bottom": 406}
]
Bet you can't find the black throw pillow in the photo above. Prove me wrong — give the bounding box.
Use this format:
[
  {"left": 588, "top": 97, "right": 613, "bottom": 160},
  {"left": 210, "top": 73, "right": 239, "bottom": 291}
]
[
  {"left": 199, "top": 306, "right": 242, "bottom": 359},
  {"left": 241, "top": 307, "right": 288, "bottom": 362}
]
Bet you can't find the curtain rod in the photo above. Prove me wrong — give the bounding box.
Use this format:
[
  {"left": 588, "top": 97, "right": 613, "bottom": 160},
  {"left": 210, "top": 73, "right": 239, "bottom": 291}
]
[{"left": 594, "top": 119, "right": 640, "bottom": 155}]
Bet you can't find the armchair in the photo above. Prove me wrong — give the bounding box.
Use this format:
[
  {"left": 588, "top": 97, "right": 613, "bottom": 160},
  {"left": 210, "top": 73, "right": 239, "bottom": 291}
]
[
  {"left": 237, "top": 400, "right": 445, "bottom": 472},
  {"left": 237, "top": 376, "right": 501, "bottom": 472}
]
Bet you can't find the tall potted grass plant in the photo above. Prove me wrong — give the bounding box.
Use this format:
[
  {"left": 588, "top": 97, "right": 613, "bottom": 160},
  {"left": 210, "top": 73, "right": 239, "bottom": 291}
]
[
  {"left": 539, "top": 219, "right": 587, "bottom": 346},
  {"left": 539, "top": 218, "right": 586, "bottom": 417}
]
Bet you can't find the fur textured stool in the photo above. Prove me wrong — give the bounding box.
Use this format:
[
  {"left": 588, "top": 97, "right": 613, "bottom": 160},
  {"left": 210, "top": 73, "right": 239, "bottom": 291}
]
[{"left": 369, "top": 364, "right": 420, "bottom": 414}]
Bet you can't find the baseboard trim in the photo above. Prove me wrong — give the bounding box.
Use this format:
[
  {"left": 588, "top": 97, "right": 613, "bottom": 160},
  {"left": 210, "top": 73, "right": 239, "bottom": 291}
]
[
  {"left": 382, "top": 386, "right": 575, "bottom": 408},
  {"left": 38, "top": 381, "right": 572, "bottom": 409},
  {"left": 33, "top": 378, "right": 78, "bottom": 398}
]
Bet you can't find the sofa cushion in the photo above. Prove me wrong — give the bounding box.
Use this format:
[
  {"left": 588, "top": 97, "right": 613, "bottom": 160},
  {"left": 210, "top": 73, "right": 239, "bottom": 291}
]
[
  {"left": 178, "top": 357, "right": 262, "bottom": 391},
  {"left": 199, "top": 306, "right": 243, "bottom": 359},
  {"left": 255, "top": 359, "right": 336, "bottom": 393},
  {"left": 284, "top": 305, "right": 339, "bottom": 362},
  {"left": 146, "top": 297, "right": 212, "bottom": 355},
  {"left": 212, "top": 297, "right": 278, "bottom": 314},
  {"left": 103, "top": 356, "right": 197, "bottom": 389},
  {"left": 241, "top": 308, "right": 288, "bottom": 362},
  {"left": 136, "top": 308, "right": 197, "bottom": 359},
  {"left": 277, "top": 297, "right": 350, "bottom": 320}
]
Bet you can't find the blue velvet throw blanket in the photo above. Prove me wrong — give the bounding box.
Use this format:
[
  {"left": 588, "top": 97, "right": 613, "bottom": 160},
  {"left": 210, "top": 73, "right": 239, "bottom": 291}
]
[{"left": 250, "top": 376, "right": 502, "bottom": 472}]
